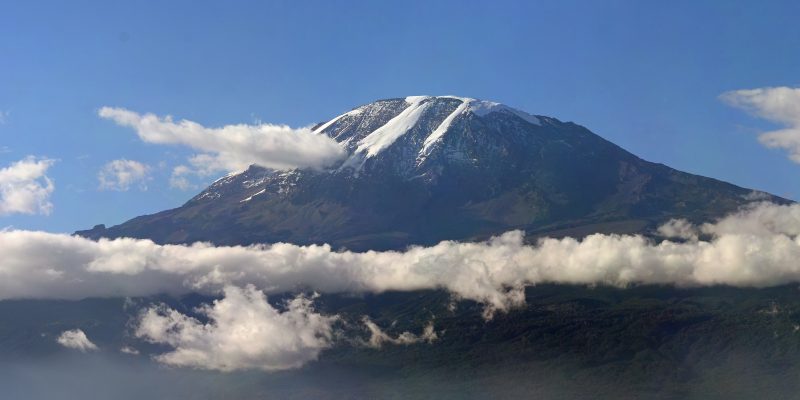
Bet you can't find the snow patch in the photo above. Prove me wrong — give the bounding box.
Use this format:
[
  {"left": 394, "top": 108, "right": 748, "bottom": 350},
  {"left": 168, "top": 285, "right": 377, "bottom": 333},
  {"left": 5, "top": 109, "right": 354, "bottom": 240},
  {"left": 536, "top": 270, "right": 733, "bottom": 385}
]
[
  {"left": 405, "top": 95, "right": 431, "bottom": 104},
  {"left": 240, "top": 188, "right": 266, "bottom": 203},
  {"left": 312, "top": 108, "right": 365, "bottom": 134},
  {"left": 468, "top": 100, "right": 540, "bottom": 125},
  {"left": 418, "top": 99, "right": 470, "bottom": 160},
  {"left": 209, "top": 170, "right": 244, "bottom": 187},
  {"left": 355, "top": 97, "right": 432, "bottom": 158},
  {"left": 197, "top": 191, "right": 221, "bottom": 201},
  {"left": 437, "top": 95, "right": 475, "bottom": 102},
  {"left": 242, "top": 175, "right": 270, "bottom": 189}
]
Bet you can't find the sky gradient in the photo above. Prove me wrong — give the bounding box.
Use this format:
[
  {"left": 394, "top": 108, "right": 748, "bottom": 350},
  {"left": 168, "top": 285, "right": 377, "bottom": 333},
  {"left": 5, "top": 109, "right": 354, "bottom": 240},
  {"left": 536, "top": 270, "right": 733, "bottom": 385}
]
[{"left": 2, "top": 0, "right": 800, "bottom": 232}]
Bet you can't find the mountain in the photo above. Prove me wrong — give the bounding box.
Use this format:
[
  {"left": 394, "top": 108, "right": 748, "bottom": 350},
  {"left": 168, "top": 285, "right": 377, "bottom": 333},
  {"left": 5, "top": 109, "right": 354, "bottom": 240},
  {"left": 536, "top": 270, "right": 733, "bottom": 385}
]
[
  {"left": 78, "top": 96, "right": 783, "bottom": 250},
  {"left": 34, "top": 96, "right": 800, "bottom": 399}
]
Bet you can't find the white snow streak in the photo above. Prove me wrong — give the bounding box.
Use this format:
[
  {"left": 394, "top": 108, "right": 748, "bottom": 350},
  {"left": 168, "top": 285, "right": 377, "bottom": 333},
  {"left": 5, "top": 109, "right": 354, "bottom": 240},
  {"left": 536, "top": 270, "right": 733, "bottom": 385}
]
[
  {"left": 468, "top": 100, "right": 540, "bottom": 125},
  {"left": 419, "top": 99, "right": 470, "bottom": 159},
  {"left": 240, "top": 188, "right": 266, "bottom": 203},
  {"left": 355, "top": 97, "right": 432, "bottom": 158},
  {"left": 312, "top": 108, "right": 364, "bottom": 134}
]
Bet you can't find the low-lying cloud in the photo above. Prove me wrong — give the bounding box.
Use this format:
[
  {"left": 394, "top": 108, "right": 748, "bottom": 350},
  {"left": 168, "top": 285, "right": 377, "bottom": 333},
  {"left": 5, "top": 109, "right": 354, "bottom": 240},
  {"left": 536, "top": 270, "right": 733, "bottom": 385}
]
[
  {"left": 361, "top": 317, "right": 438, "bottom": 348},
  {"left": 2, "top": 202, "right": 800, "bottom": 313},
  {"left": 721, "top": 86, "right": 800, "bottom": 163},
  {"left": 57, "top": 329, "right": 98, "bottom": 352},
  {"left": 0, "top": 156, "right": 55, "bottom": 216},
  {"left": 97, "top": 107, "right": 346, "bottom": 184},
  {"left": 135, "top": 285, "right": 335, "bottom": 371},
  {"left": 5, "top": 201, "right": 800, "bottom": 371}
]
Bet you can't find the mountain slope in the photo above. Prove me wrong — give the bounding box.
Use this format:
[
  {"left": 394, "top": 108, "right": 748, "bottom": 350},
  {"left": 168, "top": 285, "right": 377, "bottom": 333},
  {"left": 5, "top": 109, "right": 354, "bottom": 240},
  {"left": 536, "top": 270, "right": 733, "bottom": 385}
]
[
  {"left": 6, "top": 285, "right": 800, "bottom": 399},
  {"left": 78, "top": 96, "right": 783, "bottom": 250}
]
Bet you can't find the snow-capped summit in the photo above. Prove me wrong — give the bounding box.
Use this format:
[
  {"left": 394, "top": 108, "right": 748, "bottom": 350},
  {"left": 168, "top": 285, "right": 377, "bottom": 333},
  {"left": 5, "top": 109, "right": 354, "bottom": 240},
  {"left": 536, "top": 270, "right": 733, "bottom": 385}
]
[
  {"left": 313, "top": 96, "right": 542, "bottom": 170},
  {"left": 306, "top": 96, "right": 555, "bottom": 177},
  {"left": 79, "top": 96, "right": 784, "bottom": 251}
]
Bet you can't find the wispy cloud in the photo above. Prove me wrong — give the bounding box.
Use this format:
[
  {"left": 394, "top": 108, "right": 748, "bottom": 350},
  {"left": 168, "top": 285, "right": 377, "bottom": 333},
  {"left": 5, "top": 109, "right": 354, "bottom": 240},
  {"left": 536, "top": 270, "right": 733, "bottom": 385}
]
[
  {"left": 0, "top": 110, "right": 9, "bottom": 124},
  {"left": 0, "top": 156, "right": 55, "bottom": 216},
  {"left": 361, "top": 317, "right": 438, "bottom": 348},
  {"left": 721, "top": 86, "right": 800, "bottom": 163},
  {"left": 97, "top": 107, "right": 346, "bottom": 186},
  {"left": 169, "top": 165, "right": 198, "bottom": 190},
  {"left": 97, "top": 159, "right": 151, "bottom": 191},
  {"left": 120, "top": 346, "right": 140, "bottom": 355}
]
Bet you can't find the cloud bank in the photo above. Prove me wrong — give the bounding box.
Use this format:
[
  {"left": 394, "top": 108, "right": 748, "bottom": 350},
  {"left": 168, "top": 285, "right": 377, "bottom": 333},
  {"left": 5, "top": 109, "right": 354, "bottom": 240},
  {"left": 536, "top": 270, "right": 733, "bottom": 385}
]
[
  {"left": 97, "top": 107, "right": 346, "bottom": 183},
  {"left": 0, "top": 156, "right": 55, "bottom": 216},
  {"left": 721, "top": 86, "right": 800, "bottom": 163},
  {"left": 97, "top": 159, "right": 151, "bottom": 191},
  {"left": 57, "top": 329, "right": 98, "bottom": 352},
  {"left": 2, "top": 202, "right": 800, "bottom": 313},
  {"left": 4, "top": 201, "right": 800, "bottom": 371}
]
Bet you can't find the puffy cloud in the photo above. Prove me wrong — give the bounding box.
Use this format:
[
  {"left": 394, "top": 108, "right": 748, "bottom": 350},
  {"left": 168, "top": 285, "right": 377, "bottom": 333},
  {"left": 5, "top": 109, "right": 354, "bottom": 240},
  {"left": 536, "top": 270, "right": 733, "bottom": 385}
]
[
  {"left": 0, "top": 156, "right": 55, "bottom": 216},
  {"left": 56, "top": 329, "right": 98, "bottom": 352},
  {"left": 97, "top": 107, "right": 346, "bottom": 182},
  {"left": 4, "top": 202, "right": 800, "bottom": 314},
  {"left": 0, "top": 229, "right": 536, "bottom": 310},
  {"left": 361, "top": 317, "right": 438, "bottom": 348},
  {"left": 97, "top": 159, "right": 151, "bottom": 191},
  {"left": 135, "top": 285, "right": 336, "bottom": 372},
  {"left": 656, "top": 218, "right": 698, "bottom": 241},
  {"left": 721, "top": 86, "right": 800, "bottom": 163},
  {"left": 699, "top": 201, "right": 800, "bottom": 237}
]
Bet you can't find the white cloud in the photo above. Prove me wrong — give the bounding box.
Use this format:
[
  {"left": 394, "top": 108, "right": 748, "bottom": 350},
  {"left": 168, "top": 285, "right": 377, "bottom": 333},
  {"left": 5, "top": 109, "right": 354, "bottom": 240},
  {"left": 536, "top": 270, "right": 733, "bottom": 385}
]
[
  {"left": 97, "top": 107, "right": 346, "bottom": 183},
  {"left": 56, "top": 329, "right": 98, "bottom": 352},
  {"left": 721, "top": 86, "right": 800, "bottom": 163},
  {"left": 97, "top": 159, "right": 151, "bottom": 191},
  {"left": 361, "top": 317, "right": 438, "bottom": 348},
  {"left": 0, "top": 110, "right": 8, "bottom": 124},
  {"left": 657, "top": 218, "right": 698, "bottom": 241},
  {"left": 169, "top": 165, "right": 200, "bottom": 190},
  {"left": 5, "top": 202, "right": 800, "bottom": 370},
  {"left": 120, "top": 346, "right": 140, "bottom": 355},
  {"left": 699, "top": 201, "right": 800, "bottom": 237},
  {"left": 135, "top": 285, "right": 336, "bottom": 372},
  {"left": 742, "top": 190, "right": 772, "bottom": 202},
  {"left": 4, "top": 202, "right": 800, "bottom": 314},
  {"left": 0, "top": 156, "right": 55, "bottom": 216}
]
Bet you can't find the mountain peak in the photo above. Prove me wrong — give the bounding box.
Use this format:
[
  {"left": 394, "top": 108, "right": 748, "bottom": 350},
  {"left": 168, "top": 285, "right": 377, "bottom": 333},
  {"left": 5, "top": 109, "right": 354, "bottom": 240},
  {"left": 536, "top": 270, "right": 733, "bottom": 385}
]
[
  {"left": 78, "top": 96, "right": 784, "bottom": 251},
  {"left": 404, "top": 95, "right": 541, "bottom": 124},
  {"left": 313, "top": 95, "right": 546, "bottom": 174}
]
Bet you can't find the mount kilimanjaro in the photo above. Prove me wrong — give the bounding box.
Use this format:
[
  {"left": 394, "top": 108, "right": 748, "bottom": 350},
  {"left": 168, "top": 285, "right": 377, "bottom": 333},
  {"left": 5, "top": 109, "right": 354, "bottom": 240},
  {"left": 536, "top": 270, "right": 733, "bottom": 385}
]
[
  {"left": 31, "top": 96, "right": 800, "bottom": 399},
  {"left": 78, "top": 95, "right": 781, "bottom": 249}
]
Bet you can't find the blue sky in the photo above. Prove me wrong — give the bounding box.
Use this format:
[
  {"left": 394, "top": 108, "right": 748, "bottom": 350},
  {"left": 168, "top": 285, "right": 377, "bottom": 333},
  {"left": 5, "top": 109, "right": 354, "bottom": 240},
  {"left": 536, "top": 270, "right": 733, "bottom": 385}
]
[{"left": 2, "top": 0, "right": 800, "bottom": 233}]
